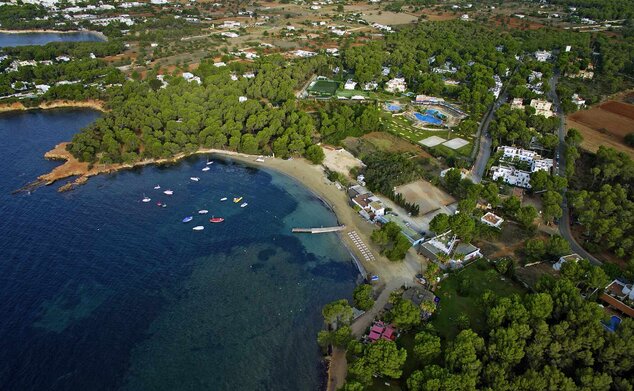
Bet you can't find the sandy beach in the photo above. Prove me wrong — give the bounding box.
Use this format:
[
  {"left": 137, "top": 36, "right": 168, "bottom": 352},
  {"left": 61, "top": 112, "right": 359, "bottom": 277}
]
[
  {"left": 0, "top": 100, "right": 106, "bottom": 114},
  {"left": 33, "top": 143, "right": 421, "bottom": 391}
]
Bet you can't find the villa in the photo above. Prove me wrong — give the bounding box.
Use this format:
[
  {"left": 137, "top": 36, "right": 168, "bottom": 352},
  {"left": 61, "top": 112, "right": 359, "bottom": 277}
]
[
  {"left": 491, "top": 146, "right": 553, "bottom": 188},
  {"left": 600, "top": 280, "right": 634, "bottom": 318},
  {"left": 480, "top": 212, "right": 504, "bottom": 228},
  {"left": 344, "top": 79, "right": 357, "bottom": 90},
  {"left": 418, "top": 231, "right": 482, "bottom": 269},
  {"left": 553, "top": 253, "right": 583, "bottom": 271},
  {"left": 385, "top": 78, "right": 406, "bottom": 93},
  {"left": 535, "top": 50, "right": 552, "bottom": 62},
  {"left": 530, "top": 99, "right": 554, "bottom": 117},
  {"left": 351, "top": 193, "right": 385, "bottom": 217},
  {"left": 490, "top": 165, "right": 531, "bottom": 188},
  {"left": 511, "top": 98, "right": 525, "bottom": 110}
]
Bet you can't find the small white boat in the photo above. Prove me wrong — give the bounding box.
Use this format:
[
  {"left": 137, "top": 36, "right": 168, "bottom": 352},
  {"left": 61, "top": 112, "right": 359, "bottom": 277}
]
[
  {"left": 202, "top": 167, "right": 210, "bottom": 172},
  {"left": 142, "top": 195, "right": 151, "bottom": 203},
  {"left": 182, "top": 216, "right": 193, "bottom": 223},
  {"left": 153, "top": 185, "right": 161, "bottom": 190},
  {"left": 206, "top": 160, "right": 213, "bottom": 165},
  {"left": 190, "top": 177, "right": 200, "bottom": 182},
  {"left": 240, "top": 202, "right": 248, "bottom": 208},
  {"left": 198, "top": 210, "right": 209, "bottom": 214},
  {"left": 163, "top": 190, "right": 174, "bottom": 195},
  {"left": 220, "top": 197, "right": 227, "bottom": 202},
  {"left": 192, "top": 226, "right": 205, "bottom": 231}
]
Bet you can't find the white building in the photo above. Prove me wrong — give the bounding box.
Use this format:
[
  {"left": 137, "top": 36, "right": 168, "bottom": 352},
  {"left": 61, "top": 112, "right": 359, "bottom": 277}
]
[
  {"left": 481, "top": 212, "right": 504, "bottom": 228},
  {"left": 293, "top": 50, "right": 317, "bottom": 58},
  {"left": 418, "top": 231, "right": 482, "bottom": 269},
  {"left": 553, "top": 253, "right": 583, "bottom": 271},
  {"left": 511, "top": 98, "right": 524, "bottom": 110},
  {"left": 325, "top": 48, "right": 339, "bottom": 56},
  {"left": 491, "top": 165, "right": 532, "bottom": 188},
  {"left": 221, "top": 32, "right": 239, "bottom": 38},
  {"left": 384, "top": 78, "right": 406, "bottom": 93},
  {"left": 182, "top": 72, "right": 201, "bottom": 84},
  {"left": 344, "top": 79, "right": 357, "bottom": 90},
  {"left": 535, "top": 50, "right": 552, "bottom": 62},
  {"left": 221, "top": 21, "right": 241, "bottom": 28},
  {"left": 571, "top": 93, "right": 586, "bottom": 107},
  {"left": 362, "top": 81, "right": 378, "bottom": 91},
  {"left": 213, "top": 62, "right": 226, "bottom": 67},
  {"left": 238, "top": 96, "right": 248, "bottom": 103}
]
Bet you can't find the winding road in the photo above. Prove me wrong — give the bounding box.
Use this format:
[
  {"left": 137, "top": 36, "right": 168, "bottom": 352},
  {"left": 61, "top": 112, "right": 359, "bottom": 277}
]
[{"left": 548, "top": 72, "right": 602, "bottom": 265}]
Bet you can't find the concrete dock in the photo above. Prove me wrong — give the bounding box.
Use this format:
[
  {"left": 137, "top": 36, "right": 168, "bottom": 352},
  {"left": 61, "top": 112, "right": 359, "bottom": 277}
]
[{"left": 291, "top": 225, "right": 346, "bottom": 234}]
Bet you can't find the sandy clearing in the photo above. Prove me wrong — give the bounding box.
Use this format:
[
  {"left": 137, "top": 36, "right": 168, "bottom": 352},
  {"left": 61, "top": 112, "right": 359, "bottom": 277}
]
[{"left": 394, "top": 179, "right": 456, "bottom": 215}]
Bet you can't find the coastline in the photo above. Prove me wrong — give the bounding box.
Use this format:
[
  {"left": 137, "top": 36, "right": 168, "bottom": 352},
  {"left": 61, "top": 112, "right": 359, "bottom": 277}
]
[
  {"left": 32, "top": 143, "right": 417, "bottom": 391},
  {"left": 0, "top": 100, "right": 107, "bottom": 114},
  {"left": 0, "top": 29, "right": 107, "bottom": 41}
]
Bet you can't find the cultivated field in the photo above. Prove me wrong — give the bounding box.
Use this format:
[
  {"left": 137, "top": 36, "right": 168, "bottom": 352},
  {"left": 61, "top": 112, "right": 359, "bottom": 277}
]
[
  {"left": 363, "top": 11, "right": 418, "bottom": 25},
  {"left": 566, "top": 100, "right": 634, "bottom": 157},
  {"left": 394, "top": 179, "right": 456, "bottom": 215}
]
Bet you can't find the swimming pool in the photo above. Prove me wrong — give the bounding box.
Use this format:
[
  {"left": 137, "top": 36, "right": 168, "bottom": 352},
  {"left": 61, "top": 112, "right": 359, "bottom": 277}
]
[
  {"left": 387, "top": 104, "right": 401, "bottom": 111},
  {"left": 413, "top": 112, "right": 442, "bottom": 125}
]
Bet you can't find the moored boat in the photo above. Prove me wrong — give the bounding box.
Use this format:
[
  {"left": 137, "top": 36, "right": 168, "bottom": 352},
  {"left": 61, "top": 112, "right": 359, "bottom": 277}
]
[
  {"left": 233, "top": 197, "right": 243, "bottom": 203},
  {"left": 210, "top": 217, "right": 225, "bottom": 223},
  {"left": 142, "top": 195, "right": 151, "bottom": 203},
  {"left": 163, "top": 190, "right": 174, "bottom": 195},
  {"left": 202, "top": 167, "right": 210, "bottom": 172},
  {"left": 198, "top": 210, "right": 209, "bottom": 214},
  {"left": 190, "top": 177, "right": 200, "bottom": 182},
  {"left": 240, "top": 202, "right": 248, "bottom": 208},
  {"left": 192, "top": 226, "right": 205, "bottom": 231},
  {"left": 154, "top": 185, "right": 161, "bottom": 190},
  {"left": 220, "top": 197, "right": 228, "bottom": 201},
  {"left": 182, "top": 216, "right": 193, "bottom": 223}
]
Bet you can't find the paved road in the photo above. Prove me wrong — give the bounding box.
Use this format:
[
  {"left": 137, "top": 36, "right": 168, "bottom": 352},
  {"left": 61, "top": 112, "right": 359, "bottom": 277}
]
[
  {"left": 471, "top": 82, "right": 511, "bottom": 182},
  {"left": 548, "top": 72, "right": 602, "bottom": 266}
]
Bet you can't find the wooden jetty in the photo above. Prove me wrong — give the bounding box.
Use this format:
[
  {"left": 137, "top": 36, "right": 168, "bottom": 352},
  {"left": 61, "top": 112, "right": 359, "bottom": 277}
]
[{"left": 292, "top": 225, "right": 346, "bottom": 234}]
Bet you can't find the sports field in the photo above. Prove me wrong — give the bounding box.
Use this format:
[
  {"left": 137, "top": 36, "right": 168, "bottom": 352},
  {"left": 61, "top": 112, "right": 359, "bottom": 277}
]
[{"left": 307, "top": 79, "right": 339, "bottom": 96}]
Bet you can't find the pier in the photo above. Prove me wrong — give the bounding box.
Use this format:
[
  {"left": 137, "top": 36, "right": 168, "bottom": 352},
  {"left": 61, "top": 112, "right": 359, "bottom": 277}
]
[{"left": 291, "top": 225, "right": 346, "bottom": 234}]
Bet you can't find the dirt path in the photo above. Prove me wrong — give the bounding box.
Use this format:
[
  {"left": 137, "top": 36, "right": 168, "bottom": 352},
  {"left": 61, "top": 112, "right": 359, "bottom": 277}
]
[{"left": 326, "top": 348, "right": 347, "bottom": 391}]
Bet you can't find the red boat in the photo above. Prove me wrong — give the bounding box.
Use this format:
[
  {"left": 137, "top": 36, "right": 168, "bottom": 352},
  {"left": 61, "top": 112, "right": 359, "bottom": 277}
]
[{"left": 210, "top": 217, "right": 225, "bottom": 223}]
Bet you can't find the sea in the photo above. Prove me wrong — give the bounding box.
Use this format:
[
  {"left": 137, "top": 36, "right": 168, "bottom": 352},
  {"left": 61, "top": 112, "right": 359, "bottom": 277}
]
[
  {"left": 0, "top": 109, "right": 357, "bottom": 390},
  {"left": 0, "top": 32, "right": 103, "bottom": 48}
]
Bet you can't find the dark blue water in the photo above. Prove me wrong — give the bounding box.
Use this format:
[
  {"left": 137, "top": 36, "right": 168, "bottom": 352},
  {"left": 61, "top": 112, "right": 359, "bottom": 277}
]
[
  {"left": 0, "top": 109, "right": 357, "bottom": 390},
  {"left": 0, "top": 32, "right": 103, "bottom": 47}
]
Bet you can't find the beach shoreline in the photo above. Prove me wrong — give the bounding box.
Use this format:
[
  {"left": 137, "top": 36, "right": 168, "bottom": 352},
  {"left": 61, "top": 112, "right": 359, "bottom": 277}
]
[
  {"left": 0, "top": 29, "right": 107, "bottom": 41},
  {"left": 0, "top": 100, "right": 106, "bottom": 114},
  {"left": 31, "top": 142, "right": 418, "bottom": 391}
]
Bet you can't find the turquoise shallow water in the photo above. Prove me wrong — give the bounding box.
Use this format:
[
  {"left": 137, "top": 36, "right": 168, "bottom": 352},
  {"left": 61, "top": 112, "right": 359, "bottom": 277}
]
[
  {"left": 0, "top": 32, "right": 103, "bottom": 47},
  {"left": 0, "top": 109, "right": 357, "bottom": 390}
]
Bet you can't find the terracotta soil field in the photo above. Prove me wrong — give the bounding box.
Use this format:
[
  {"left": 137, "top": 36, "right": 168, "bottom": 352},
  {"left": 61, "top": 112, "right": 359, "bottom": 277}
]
[
  {"left": 567, "top": 100, "right": 634, "bottom": 157},
  {"left": 491, "top": 17, "right": 544, "bottom": 30},
  {"left": 363, "top": 12, "right": 418, "bottom": 25},
  {"left": 419, "top": 11, "right": 458, "bottom": 21}
]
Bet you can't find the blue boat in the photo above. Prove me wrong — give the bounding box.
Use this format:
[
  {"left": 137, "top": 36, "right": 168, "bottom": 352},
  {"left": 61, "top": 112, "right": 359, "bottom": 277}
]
[{"left": 182, "top": 216, "right": 193, "bottom": 223}]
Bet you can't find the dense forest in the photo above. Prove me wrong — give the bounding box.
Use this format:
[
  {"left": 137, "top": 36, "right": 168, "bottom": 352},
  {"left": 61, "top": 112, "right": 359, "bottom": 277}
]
[
  {"left": 568, "top": 147, "right": 634, "bottom": 260},
  {"left": 66, "top": 55, "right": 370, "bottom": 164},
  {"left": 341, "top": 272, "right": 634, "bottom": 390}
]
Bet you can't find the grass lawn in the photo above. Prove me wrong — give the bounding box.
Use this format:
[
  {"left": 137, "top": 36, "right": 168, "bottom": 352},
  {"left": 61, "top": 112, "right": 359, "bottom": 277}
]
[
  {"left": 431, "top": 258, "right": 526, "bottom": 340},
  {"left": 384, "top": 115, "right": 474, "bottom": 158}
]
